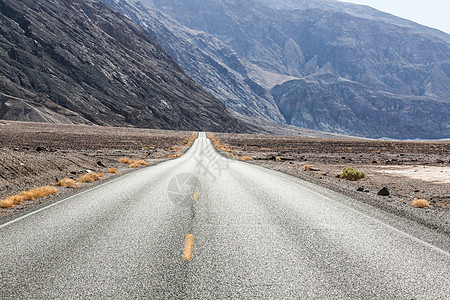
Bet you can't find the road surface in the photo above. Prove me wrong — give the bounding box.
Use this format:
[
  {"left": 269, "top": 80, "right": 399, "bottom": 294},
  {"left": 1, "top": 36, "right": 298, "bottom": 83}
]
[{"left": 1, "top": 133, "right": 449, "bottom": 299}]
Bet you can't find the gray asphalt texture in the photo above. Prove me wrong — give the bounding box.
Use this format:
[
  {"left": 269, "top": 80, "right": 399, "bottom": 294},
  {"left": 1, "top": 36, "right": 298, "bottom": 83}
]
[{"left": 1, "top": 133, "right": 449, "bottom": 299}]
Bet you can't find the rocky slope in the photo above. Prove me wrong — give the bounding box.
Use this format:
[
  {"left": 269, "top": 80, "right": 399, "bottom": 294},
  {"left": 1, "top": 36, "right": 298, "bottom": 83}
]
[
  {"left": 0, "top": 0, "right": 244, "bottom": 132},
  {"left": 110, "top": 0, "right": 450, "bottom": 139},
  {"left": 103, "top": 0, "right": 289, "bottom": 124}
]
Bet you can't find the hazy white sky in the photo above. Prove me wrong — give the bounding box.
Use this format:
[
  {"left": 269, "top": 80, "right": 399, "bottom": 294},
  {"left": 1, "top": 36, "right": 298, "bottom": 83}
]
[{"left": 339, "top": 0, "right": 450, "bottom": 34}]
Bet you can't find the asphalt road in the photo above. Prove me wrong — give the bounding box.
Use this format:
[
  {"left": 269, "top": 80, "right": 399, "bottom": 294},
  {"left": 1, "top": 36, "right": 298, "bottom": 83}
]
[{"left": 1, "top": 132, "right": 449, "bottom": 299}]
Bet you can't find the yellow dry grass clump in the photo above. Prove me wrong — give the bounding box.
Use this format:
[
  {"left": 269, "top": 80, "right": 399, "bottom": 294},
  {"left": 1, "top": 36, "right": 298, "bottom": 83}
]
[
  {"left": 119, "top": 157, "right": 132, "bottom": 164},
  {"left": 168, "top": 153, "right": 182, "bottom": 159},
  {"left": 209, "top": 137, "right": 233, "bottom": 152},
  {"left": 304, "top": 165, "right": 314, "bottom": 171},
  {"left": 0, "top": 186, "right": 58, "bottom": 208},
  {"left": 97, "top": 172, "right": 105, "bottom": 178},
  {"left": 185, "top": 133, "right": 197, "bottom": 147},
  {"left": 20, "top": 186, "right": 58, "bottom": 200},
  {"left": 54, "top": 178, "right": 80, "bottom": 188},
  {"left": 412, "top": 199, "right": 429, "bottom": 208},
  {"left": 119, "top": 157, "right": 147, "bottom": 168},
  {"left": 108, "top": 168, "right": 117, "bottom": 174},
  {"left": 0, "top": 195, "right": 24, "bottom": 208},
  {"left": 77, "top": 172, "right": 101, "bottom": 183},
  {"left": 129, "top": 160, "right": 147, "bottom": 168},
  {"left": 239, "top": 156, "right": 253, "bottom": 161}
]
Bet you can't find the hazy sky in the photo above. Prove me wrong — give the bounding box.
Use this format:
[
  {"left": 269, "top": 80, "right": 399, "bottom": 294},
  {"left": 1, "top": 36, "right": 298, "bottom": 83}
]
[{"left": 339, "top": 0, "right": 450, "bottom": 34}]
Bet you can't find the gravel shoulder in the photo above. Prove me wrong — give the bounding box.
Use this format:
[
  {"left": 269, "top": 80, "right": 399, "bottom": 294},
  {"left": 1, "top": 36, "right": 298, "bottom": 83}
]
[
  {"left": 0, "top": 121, "right": 195, "bottom": 220},
  {"left": 209, "top": 132, "right": 450, "bottom": 234}
]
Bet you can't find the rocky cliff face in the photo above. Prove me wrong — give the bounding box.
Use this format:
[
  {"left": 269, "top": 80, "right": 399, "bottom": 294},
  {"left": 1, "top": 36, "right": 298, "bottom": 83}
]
[
  {"left": 103, "top": 0, "right": 288, "bottom": 124},
  {"left": 271, "top": 74, "right": 450, "bottom": 139},
  {"left": 111, "top": 0, "right": 450, "bottom": 138},
  {"left": 0, "top": 0, "right": 245, "bottom": 132}
]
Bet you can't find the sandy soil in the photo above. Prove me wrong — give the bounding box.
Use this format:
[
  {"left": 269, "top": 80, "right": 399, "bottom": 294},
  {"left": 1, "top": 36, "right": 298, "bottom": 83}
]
[
  {"left": 209, "top": 132, "right": 450, "bottom": 233},
  {"left": 0, "top": 121, "right": 195, "bottom": 220}
]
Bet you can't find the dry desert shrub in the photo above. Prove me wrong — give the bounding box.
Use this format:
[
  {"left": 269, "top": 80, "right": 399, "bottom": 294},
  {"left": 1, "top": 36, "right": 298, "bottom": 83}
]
[
  {"left": 119, "top": 157, "right": 132, "bottom": 164},
  {"left": 77, "top": 172, "right": 100, "bottom": 183},
  {"left": 1, "top": 186, "right": 58, "bottom": 208},
  {"left": 20, "top": 186, "right": 58, "bottom": 200},
  {"left": 108, "top": 168, "right": 118, "bottom": 174},
  {"left": 129, "top": 160, "right": 147, "bottom": 168},
  {"left": 129, "top": 161, "right": 140, "bottom": 168},
  {"left": 136, "top": 160, "right": 147, "bottom": 166},
  {"left": 412, "top": 199, "right": 429, "bottom": 208},
  {"left": 97, "top": 172, "right": 105, "bottom": 178},
  {"left": 340, "top": 167, "right": 365, "bottom": 181},
  {"left": 0, "top": 195, "right": 23, "bottom": 208},
  {"left": 168, "top": 153, "right": 182, "bottom": 159},
  {"left": 304, "top": 165, "right": 313, "bottom": 171},
  {"left": 239, "top": 156, "right": 253, "bottom": 161},
  {"left": 54, "top": 178, "right": 80, "bottom": 188}
]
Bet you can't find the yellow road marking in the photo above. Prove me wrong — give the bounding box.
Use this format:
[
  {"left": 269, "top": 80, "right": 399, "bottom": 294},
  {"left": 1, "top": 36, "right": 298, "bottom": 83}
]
[
  {"left": 193, "top": 192, "right": 198, "bottom": 200},
  {"left": 183, "top": 234, "right": 194, "bottom": 260}
]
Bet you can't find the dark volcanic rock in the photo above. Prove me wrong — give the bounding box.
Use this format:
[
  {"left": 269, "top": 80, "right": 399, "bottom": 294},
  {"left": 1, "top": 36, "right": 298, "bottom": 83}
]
[
  {"left": 377, "top": 187, "right": 390, "bottom": 196},
  {"left": 0, "top": 0, "right": 245, "bottom": 132},
  {"left": 116, "top": 0, "right": 450, "bottom": 138}
]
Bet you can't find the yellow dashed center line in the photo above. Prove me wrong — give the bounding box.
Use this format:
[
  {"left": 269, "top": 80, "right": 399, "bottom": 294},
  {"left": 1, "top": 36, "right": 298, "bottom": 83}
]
[
  {"left": 183, "top": 234, "right": 194, "bottom": 260},
  {"left": 193, "top": 192, "right": 198, "bottom": 200}
]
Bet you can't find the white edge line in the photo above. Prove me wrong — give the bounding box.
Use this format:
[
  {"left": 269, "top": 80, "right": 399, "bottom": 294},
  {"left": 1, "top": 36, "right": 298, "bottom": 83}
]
[
  {"left": 230, "top": 160, "right": 450, "bottom": 257},
  {"left": 0, "top": 171, "right": 133, "bottom": 230},
  {"left": 0, "top": 135, "right": 203, "bottom": 230},
  {"left": 289, "top": 174, "right": 450, "bottom": 258}
]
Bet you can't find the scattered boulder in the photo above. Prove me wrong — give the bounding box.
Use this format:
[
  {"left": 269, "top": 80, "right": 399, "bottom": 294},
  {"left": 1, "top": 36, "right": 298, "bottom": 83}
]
[
  {"left": 377, "top": 187, "right": 390, "bottom": 196},
  {"left": 36, "top": 146, "right": 48, "bottom": 152},
  {"left": 357, "top": 187, "right": 364, "bottom": 192},
  {"left": 97, "top": 161, "right": 106, "bottom": 167}
]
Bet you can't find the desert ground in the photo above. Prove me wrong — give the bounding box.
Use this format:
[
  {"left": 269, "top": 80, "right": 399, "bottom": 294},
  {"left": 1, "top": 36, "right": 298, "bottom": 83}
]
[
  {"left": 0, "top": 121, "right": 195, "bottom": 220},
  {"left": 1, "top": 121, "right": 448, "bottom": 233},
  {"left": 209, "top": 133, "right": 450, "bottom": 233}
]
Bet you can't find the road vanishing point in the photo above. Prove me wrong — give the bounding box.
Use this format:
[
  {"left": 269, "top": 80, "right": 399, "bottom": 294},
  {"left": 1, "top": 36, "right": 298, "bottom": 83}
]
[{"left": 1, "top": 133, "right": 449, "bottom": 299}]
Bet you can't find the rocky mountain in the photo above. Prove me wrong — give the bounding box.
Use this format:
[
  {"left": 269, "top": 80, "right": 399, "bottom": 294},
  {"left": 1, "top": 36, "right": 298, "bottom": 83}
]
[
  {"left": 107, "top": 0, "right": 450, "bottom": 139},
  {"left": 103, "top": 0, "right": 289, "bottom": 124},
  {"left": 0, "top": 0, "right": 245, "bottom": 132}
]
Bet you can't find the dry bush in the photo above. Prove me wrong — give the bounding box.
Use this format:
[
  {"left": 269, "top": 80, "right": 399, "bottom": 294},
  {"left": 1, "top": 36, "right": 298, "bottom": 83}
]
[
  {"left": 0, "top": 195, "right": 24, "bottom": 208},
  {"left": 108, "top": 168, "right": 117, "bottom": 174},
  {"left": 54, "top": 178, "right": 80, "bottom": 188},
  {"left": 77, "top": 172, "right": 100, "bottom": 183},
  {"left": 168, "top": 153, "right": 182, "bottom": 159},
  {"left": 275, "top": 156, "right": 281, "bottom": 161},
  {"left": 129, "top": 162, "right": 140, "bottom": 168},
  {"left": 97, "top": 172, "right": 105, "bottom": 178},
  {"left": 129, "top": 160, "right": 147, "bottom": 168},
  {"left": 19, "top": 186, "right": 58, "bottom": 201},
  {"left": 209, "top": 137, "right": 232, "bottom": 152},
  {"left": 119, "top": 157, "right": 132, "bottom": 164},
  {"left": 340, "top": 167, "right": 365, "bottom": 181},
  {"left": 412, "top": 199, "right": 429, "bottom": 208},
  {"left": 136, "top": 160, "right": 147, "bottom": 166},
  {"left": 1, "top": 186, "right": 59, "bottom": 208},
  {"left": 239, "top": 156, "right": 253, "bottom": 161},
  {"left": 304, "top": 165, "right": 313, "bottom": 171}
]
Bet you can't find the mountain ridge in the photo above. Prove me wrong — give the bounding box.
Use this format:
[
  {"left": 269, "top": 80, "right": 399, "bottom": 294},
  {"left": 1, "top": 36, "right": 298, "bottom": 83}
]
[
  {"left": 107, "top": 0, "right": 450, "bottom": 138},
  {"left": 0, "top": 0, "right": 245, "bottom": 132}
]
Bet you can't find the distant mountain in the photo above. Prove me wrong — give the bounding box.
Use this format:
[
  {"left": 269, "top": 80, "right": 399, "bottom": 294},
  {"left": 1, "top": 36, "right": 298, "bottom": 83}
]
[
  {"left": 0, "top": 0, "right": 245, "bottom": 132},
  {"left": 108, "top": 0, "right": 450, "bottom": 138}
]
